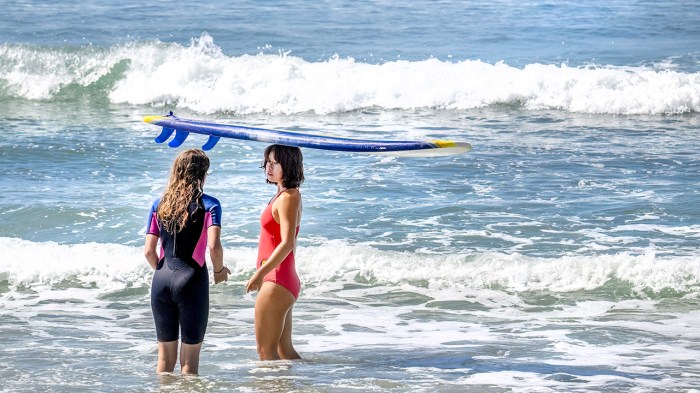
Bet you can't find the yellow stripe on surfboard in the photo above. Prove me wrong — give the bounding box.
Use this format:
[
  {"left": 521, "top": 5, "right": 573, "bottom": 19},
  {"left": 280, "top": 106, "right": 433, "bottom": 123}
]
[{"left": 431, "top": 140, "right": 457, "bottom": 148}]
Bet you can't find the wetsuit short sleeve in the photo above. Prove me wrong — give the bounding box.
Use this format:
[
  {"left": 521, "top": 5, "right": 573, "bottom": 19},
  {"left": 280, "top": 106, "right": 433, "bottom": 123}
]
[
  {"left": 201, "top": 194, "right": 222, "bottom": 228},
  {"left": 146, "top": 198, "right": 161, "bottom": 236}
]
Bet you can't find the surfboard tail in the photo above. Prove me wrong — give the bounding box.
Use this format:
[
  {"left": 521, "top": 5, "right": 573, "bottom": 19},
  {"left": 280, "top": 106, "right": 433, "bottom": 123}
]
[{"left": 147, "top": 113, "right": 219, "bottom": 150}]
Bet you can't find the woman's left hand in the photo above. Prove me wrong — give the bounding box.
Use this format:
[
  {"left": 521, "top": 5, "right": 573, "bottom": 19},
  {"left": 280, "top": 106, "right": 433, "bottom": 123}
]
[
  {"left": 213, "top": 266, "right": 231, "bottom": 284},
  {"left": 245, "top": 271, "right": 264, "bottom": 293}
]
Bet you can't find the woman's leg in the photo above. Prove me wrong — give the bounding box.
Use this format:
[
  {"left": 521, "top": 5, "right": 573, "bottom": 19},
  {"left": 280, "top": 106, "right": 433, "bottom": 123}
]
[
  {"left": 152, "top": 261, "right": 180, "bottom": 374},
  {"left": 157, "top": 340, "right": 178, "bottom": 373},
  {"left": 180, "top": 342, "right": 203, "bottom": 375},
  {"left": 254, "top": 282, "right": 295, "bottom": 360},
  {"left": 177, "top": 264, "right": 209, "bottom": 375},
  {"left": 278, "top": 308, "right": 301, "bottom": 360}
]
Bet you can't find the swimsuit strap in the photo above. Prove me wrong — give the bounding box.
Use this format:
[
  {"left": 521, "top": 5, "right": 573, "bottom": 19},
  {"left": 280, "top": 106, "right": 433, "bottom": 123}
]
[
  {"left": 267, "top": 190, "right": 282, "bottom": 205},
  {"left": 268, "top": 188, "right": 293, "bottom": 205}
]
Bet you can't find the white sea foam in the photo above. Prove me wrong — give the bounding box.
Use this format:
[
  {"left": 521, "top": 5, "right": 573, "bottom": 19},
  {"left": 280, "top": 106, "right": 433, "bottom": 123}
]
[
  {"left": 1, "top": 237, "right": 698, "bottom": 296},
  {"left": 1, "top": 236, "right": 698, "bottom": 392},
  {"left": 1, "top": 34, "right": 699, "bottom": 115}
]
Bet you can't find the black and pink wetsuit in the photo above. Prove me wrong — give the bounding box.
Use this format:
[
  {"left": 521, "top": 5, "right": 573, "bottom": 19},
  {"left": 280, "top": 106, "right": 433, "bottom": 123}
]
[{"left": 146, "top": 194, "right": 222, "bottom": 344}]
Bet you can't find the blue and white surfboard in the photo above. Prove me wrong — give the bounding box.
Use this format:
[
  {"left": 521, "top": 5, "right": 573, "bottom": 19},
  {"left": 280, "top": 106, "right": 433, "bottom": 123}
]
[{"left": 144, "top": 112, "right": 471, "bottom": 156}]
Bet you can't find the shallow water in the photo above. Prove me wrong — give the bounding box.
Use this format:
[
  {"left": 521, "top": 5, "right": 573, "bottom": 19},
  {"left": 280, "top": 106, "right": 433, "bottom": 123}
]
[{"left": 2, "top": 1, "right": 700, "bottom": 392}]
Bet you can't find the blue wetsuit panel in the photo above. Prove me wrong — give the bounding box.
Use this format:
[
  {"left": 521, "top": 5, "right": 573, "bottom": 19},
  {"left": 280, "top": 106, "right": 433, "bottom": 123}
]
[{"left": 201, "top": 194, "right": 222, "bottom": 226}]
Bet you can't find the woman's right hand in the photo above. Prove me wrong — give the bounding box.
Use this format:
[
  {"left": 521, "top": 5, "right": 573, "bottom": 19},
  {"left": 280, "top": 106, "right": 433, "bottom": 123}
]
[{"left": 246, "top": 270, "right": 264, "bottom": 293}]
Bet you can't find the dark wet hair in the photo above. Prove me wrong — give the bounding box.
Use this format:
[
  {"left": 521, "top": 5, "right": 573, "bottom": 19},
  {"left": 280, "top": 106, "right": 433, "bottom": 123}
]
[{"left": 261, "top": 144, "right": 304, "bottom": 189}]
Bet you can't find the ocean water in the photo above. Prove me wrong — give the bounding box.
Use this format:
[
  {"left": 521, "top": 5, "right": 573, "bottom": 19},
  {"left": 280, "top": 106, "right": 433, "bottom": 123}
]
[{"left": 1, "top": 1, "right": 700, "bottom": 392}]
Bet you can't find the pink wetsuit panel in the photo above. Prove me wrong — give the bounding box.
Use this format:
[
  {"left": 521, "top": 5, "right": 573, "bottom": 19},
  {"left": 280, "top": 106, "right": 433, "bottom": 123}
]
[{"left": 191, "top": 211, "right": 213, "bottom": 267}]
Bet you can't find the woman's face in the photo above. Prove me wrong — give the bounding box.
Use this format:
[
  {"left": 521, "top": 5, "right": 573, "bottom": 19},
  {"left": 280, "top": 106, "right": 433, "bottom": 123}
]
[{"left": 265, "top": 151, "right": 284, "bottom": 185}]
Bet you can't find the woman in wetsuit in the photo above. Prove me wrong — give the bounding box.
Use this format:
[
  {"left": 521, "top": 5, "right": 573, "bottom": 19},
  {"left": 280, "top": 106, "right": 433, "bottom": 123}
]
[
  {"left": 144, "top": 149, "right": 231, "bottom": 374},
  {"left": 246, "top": 144, "right": 304, "bottom": 360}
]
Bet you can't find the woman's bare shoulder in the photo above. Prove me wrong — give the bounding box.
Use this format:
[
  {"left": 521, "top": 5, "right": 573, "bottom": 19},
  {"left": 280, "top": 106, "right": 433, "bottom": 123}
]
[
  {"left": 274, "top": 188, "right": 301, "bottom": 207},
  {"left": 281, "top": 188, "right": 301, "bottom": 200}
]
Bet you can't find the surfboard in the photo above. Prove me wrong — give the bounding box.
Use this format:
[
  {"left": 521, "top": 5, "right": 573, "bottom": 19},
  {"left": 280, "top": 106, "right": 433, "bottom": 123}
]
[{"left": 143, "top": 112, "right": 471, "bottom": 156}]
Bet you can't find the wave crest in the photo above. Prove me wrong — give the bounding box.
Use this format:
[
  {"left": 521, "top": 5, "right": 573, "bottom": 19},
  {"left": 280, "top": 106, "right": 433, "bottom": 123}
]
[{"left": 1, "top": 33, "right": 699, "bottom": 114}]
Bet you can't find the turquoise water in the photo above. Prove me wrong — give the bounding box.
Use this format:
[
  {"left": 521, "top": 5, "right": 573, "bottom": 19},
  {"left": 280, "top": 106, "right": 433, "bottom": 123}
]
[{"left": 1, "top": 1, "right": 699, "bottom": 392}]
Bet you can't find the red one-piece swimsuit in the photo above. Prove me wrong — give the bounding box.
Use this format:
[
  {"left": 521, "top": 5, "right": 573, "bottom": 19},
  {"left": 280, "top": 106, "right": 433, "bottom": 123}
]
[{"left": 256, "top": 192, "right": 301, "bottom": 299}]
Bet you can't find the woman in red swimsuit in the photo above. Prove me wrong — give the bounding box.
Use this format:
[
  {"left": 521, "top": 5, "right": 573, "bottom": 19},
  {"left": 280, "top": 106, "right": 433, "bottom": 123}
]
[{"left": 245, "top": 144, "right": 304, "bottom": 360}]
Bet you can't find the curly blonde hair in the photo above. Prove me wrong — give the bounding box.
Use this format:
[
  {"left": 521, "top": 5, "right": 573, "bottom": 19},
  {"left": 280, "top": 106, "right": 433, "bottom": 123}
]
[{"left": 157, "top": 149, "right": 210, "bottom": 233}]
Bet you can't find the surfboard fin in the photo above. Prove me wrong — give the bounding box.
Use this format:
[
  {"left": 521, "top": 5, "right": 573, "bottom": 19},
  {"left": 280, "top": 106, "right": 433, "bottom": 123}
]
[
  {"left": 201, "top": 135, "right": 221, "bottom": 151},
  {"left": 168, "top": 130, "right": 190, "bottom": 147},
  {"left": 154, "top": 127, "right": 175, "bottom": 143}
]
